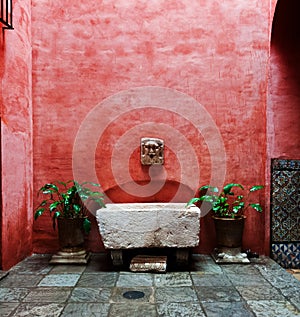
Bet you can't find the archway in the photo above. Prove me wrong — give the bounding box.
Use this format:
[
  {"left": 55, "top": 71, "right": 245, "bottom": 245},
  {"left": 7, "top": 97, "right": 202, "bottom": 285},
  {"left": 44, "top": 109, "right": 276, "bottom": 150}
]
[{"left": 268, "top": 0, "right": 300, "bottom": 268}]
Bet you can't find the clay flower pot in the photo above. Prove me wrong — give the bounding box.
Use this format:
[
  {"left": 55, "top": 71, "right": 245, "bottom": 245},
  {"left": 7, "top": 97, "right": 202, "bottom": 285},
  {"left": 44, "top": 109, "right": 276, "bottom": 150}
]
[{"left": 212, "top": 215, "right": 246, "bottom": 248}]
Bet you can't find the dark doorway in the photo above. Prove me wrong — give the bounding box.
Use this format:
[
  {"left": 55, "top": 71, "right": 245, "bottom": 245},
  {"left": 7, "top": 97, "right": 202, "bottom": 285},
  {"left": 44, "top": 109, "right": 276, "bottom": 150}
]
[{"left": 269, "top": 0, "right": 300, "bottom": 268}]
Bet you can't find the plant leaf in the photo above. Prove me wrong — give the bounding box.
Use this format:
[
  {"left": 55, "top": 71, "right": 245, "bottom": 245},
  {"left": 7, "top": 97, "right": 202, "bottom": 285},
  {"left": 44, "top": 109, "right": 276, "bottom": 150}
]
[
  {"left": 199, "top": 185, "right": 218, "bottom": 193},
  {"left": 250, "top": 185, "right": 264, "bottom": 192},
  {"left": 52, "top": 211, "right": 61, "bottom": 230},
  {"left": 233, "top": 202, "right": 244, "bottom": 213},
  {"left": 73, "top": 204, "right": 81, "bottom": 214},
  {"left": 186, "top": 198, "right": 201, "bottom": 206},
  {"left": 199, "top": 195, "right": 216, "bottom": 203},
  {"left": 39, "top": 200, "right": 48, "bottom": 207},
  {"left": 83, "top": 218, "right": 91, "bottom": 234},
  {"left": 42, "top": 183, "right": 59, "bottom": 192},
  {"left": 223, "top": 183, "right": 244, "bottom": 195},
  {"left": 57, "top": 181, "right": 67, "bottom": 187},
  {"left": 249, "top": 203, "right": 263, "bottom": 212},
  {"left": 34, "top": 208, "right": 45, "bottom": 220},
  {"left": 95, "top": 198, "right": 106, "bottom": 208},
  {"left": 49, "top": 201, "right": 61, "bottom": 212}
]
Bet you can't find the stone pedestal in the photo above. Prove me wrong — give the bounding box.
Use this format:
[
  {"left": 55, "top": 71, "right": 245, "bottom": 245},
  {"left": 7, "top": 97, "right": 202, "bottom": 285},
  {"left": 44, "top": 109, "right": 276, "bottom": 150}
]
[
  {"left": 110, "top": 250, "right": 124, "bottom": 266},
  {"left": 50, "top": 250, "right": 91, "bottom": 264},
  {"left": 211, "top": 247, "right": 250, "bottom": 264}
]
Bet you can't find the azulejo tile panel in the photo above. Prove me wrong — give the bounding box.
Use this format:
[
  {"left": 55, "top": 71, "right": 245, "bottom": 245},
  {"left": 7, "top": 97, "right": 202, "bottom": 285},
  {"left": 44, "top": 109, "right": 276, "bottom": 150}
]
[
  {"left": 272, "top": 243, "right": 300, "bottom": 269},
  {"left": 271, "top": 159, "right": 300, "bottom": 268}
]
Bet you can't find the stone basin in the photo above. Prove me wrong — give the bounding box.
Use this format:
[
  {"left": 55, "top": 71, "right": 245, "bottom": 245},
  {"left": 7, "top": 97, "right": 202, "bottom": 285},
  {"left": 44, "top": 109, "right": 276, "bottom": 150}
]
[{"left": 96, "top": 202, "right": 200, "bottom": 252}]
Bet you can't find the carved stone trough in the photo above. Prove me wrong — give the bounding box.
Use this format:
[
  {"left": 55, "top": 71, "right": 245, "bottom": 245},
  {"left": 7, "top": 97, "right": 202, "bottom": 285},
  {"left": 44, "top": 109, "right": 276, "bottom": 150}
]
[{"left": 96, "top": 203, "right": 200, "bottom": 266}]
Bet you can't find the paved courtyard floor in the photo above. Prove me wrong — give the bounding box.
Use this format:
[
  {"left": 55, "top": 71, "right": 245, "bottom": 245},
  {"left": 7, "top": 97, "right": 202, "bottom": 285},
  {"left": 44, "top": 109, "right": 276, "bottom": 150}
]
[{"left": 0, "top": 253, "right": 300, "bottom": 316}]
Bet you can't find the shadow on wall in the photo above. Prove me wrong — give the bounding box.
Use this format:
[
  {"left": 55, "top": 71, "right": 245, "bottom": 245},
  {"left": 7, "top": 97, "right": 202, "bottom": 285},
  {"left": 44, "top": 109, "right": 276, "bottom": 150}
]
[{"left": 104, "top": 180, "right": 195, "bottom": 203}]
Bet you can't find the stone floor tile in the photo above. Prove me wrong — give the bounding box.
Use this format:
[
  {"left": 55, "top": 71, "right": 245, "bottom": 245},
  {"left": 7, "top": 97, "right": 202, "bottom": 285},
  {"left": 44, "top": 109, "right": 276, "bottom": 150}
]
[
  {"left": 60, "top": 303, "right": 110, "bottom": 317},
  {"left": 38, "top": 274, "right": 80, "bottom": 287},
  {"left": 117, "top": 272, "right": 153, "bottom": 287},
  {"left": 0, "top": 288, "right": 30, "bottom": 302},
  {"left": 256, "top": 266, "right": 300, "bottom": 297},
  {"left": 247, "top": 300, "right": 300, "bottom": 316},
  {"left": 77, "top": 272, "right": 118, "bottom": 288},
  {"left": 10, "top": 303, "right": 64, "bottom": 317},
  {"left": 191, "top": 254, "right": 215, "bottom": 263},
  {"left": 157, "top": 302, "right": 205, "bottom": 317},
  {"left": 290, "top": 297, "right": 300, "bottom": 311},
  {"left": 69, "top": 287, "right": 112, "bottom": 302},
  {"left": 226, "top": 273, "right": 270, "bottom": 286},
  {"left": 110, "top": 287, "right": 154, "bottom": 303},
  {"left": 202, "top": 301, "right": 255, "bottom": 317},
  {"left": 109, "top": 303, "right": 156, "bottom": 317},
  {"left": 280, "top": 283, "right": 300, "bottom": 298},
  {"left": 196, "top": 286, "right": 242, "bottom": 302},
  {"left": 84, "top": 253, "right": 113, "bottom": 272},
  {"left": 258, "top": 263, "right": 293, "bottom": 274},
  {"left": 255, "top": 263, "right": 289, "bottom": 281},
  {"left": 153, "top": 272, "right": 192, "bottom": 287},
  {"left": 10, "top": 255, "right": 52, "bottom": 275},
  {"left": 23, "top": 287, "right": 71, "bottom": 303},
  {"left": 3, "top": 253, "right": 299, "bottom": 317},
  {"left": 0, "top": 271, "right": 9, "bottom": 280},
  {"left": 0, "top": 302, "right": 20, "bottom": 316},
  {"left": 258, "top": 266, "right": 300, "bottom": 282},
  {"left": 0, "top": 273, "right": 43, "bottom": 288},
  {"left": 236, "top": 284, "right": 285, "bottom": 301},
  {"left": 191, "top": 255, "right": 221, "bottom": 272},
  {"left": 191, "top": 272, "right": 232, "bottom": 286},
  {"left": 191, "top": 262, "right": 223, "bottom": 274},
  {"left": 221, "top": 264, "right": 260, "bottom": 275},
  {"left": 49, "top": 265, "right": 86, "bottom": 274},
  {"left": 10, "top": 261, "right": 52, "bottom": 275},
  {"left": 155, "top": 286, "right": 198, "bottom": 303},
  {"left": 23, "top": 254, "right": 52, "bottom": 263},
  {"left": 251, "top": 256, "right": 282, "bottom": 269}
]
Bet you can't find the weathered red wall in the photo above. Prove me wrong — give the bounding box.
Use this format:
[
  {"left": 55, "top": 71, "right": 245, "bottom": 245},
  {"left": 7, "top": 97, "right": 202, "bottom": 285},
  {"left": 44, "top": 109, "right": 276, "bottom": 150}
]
[
  {"left": 0, "top": 0, "right": 33, "bottom": 270},
  {"left": 32, "top": 1, "right": 273, "bottom": 255}
]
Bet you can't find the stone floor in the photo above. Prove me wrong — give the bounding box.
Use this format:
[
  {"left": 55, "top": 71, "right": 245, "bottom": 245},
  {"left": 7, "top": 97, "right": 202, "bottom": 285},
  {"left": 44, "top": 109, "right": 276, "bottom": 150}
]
[{"left": 1, "top": 253, "right": 300, "bottom": 317}]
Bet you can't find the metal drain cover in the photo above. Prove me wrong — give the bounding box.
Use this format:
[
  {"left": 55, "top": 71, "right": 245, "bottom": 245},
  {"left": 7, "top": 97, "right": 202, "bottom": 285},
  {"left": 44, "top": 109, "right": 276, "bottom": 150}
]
[{"left": 122, "top": 290, "right": 145, "bottom": 299}]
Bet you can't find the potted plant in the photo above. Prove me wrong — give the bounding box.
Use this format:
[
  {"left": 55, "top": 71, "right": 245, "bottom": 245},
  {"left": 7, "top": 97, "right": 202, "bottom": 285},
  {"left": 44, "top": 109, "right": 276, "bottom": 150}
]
[
  {"left": 187, "top": 183, "right": 264, "bottom": 249},
  {"left": 34, "top": 180, "right": 105, "bottom": 263}
]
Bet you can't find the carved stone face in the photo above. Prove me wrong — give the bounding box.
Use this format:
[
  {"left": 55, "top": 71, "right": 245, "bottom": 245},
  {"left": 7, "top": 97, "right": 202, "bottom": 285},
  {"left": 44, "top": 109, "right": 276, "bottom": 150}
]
[{"left": 141, "top": 138, "right": 164, "bottom": 165}]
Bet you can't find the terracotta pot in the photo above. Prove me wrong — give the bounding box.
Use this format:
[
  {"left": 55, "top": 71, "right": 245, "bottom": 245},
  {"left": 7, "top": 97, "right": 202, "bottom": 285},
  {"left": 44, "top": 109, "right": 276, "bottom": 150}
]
[
  {"left": 57, "top": 217, "right": 86, "bottom": 252},
  {"left": 212, "top": 215, "right": 246, "bottom": 248}
]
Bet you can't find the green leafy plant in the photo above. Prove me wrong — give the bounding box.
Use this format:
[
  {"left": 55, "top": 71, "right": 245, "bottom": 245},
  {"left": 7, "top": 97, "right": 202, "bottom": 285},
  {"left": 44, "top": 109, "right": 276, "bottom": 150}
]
[
  {"left": 187, "top": 183, "right": 264, "bottom": 218},
  {"left": 34, "top": 180, "right": 105, "bottom": 233}
]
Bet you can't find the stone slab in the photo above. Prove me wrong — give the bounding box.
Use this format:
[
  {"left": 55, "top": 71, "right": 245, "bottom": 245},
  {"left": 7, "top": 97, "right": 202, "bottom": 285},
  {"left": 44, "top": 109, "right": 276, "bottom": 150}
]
[
  {"left": 211, "top": 247, "right": 250, "bottom": 264},
  {"left": 130, "top": 255, "right": 167, "bottom": 273},
  {"left": 50, "top": 251, "right": 91, "bottom": 264},
  {"left": 96, "top": 203, "right": 200, "bottom": 249}
]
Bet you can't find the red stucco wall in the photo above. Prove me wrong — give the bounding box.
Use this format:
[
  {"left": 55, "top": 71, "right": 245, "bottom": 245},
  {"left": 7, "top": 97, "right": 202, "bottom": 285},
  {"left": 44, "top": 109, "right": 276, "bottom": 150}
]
[
  {"left": 1, "top": 0, "right": 33, "bottom": 270},
  {"left": 31, "top": 0, "right": 273, "bottom": 256}
]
